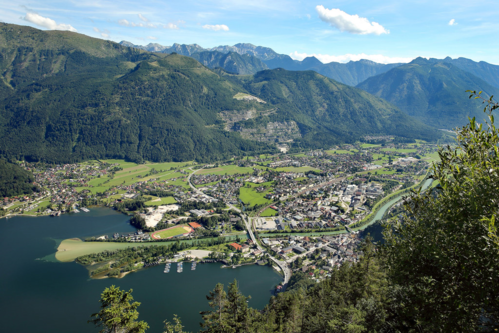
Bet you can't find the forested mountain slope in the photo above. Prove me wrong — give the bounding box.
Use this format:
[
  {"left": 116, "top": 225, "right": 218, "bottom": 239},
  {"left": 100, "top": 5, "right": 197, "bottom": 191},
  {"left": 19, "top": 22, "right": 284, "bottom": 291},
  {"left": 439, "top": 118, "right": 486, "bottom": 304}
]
[
  {"left": 0, "top": 159, "right": 37, "bottom": 198},
  {"left": 357, "top": 58, "right": 499, "bottom": 128},
  {"left": 439, "top": 56, "right": 499, "bottom": 89},
  {"left": 0, "top": 23, "right": 440, "bottom": 163},
  {"left": 0, "top": 24, "right": 274, "bottom": 163},
  {"left": 224, "top": 69, "right": 441, "bottom": 147}
]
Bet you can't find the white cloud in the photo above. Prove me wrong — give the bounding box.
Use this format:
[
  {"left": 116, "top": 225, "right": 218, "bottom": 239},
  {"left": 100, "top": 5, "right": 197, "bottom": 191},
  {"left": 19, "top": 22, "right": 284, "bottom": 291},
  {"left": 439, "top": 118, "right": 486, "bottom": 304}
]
[
  {"left": 449, "top": 19, "right": 457, "bottom": 26},
  {"left": 202, "top": 24, "right": 229, "bottom": 31},
  {"left": 23, "top": 12, "right": 77, "bottom": 32},
  {"left": 118, "top": 19, "right": 156, "bottom": 28},
  {"left": 147, "top": 36, "right": 157, "bottom": 40},
  {"left": 138, "top": 14, "right": 149, "bottom": 22},
  {"left": 289, "top": 51, "right": 413, "bottom": 64},
  {"left": 315, "top": 5, "right": 388, "bottom": 35},
  {"left": 163, "top": 23, "right": 179, "bottom": 30},
  {"left": 93, "top": 27, "right": 110, "bottom": 39}
]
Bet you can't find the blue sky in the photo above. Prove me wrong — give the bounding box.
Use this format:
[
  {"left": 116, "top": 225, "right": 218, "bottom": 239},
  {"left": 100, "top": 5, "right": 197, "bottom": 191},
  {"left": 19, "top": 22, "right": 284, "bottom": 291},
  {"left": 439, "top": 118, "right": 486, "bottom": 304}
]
[{"left": 2, "top": 0, "right": 499, "bottom": 64}]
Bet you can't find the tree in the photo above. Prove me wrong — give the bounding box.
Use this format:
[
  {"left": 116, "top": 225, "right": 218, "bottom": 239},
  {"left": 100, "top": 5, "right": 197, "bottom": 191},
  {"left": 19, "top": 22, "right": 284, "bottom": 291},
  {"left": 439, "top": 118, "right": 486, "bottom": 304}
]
[
  {"left": 381, "top": 92, "right": 499, "bottom": 332},
  {"left": 200, "top": 283, "right": 230, "bottom": 332},
  {"left": 163, "top": 315, "right": 190, "bottom": 333},
  {"left": 89, "top": 285, "right": 149, "bottom": 333},
  {"left": 226, "top": 280, "right": 251, "bottom": 330}
]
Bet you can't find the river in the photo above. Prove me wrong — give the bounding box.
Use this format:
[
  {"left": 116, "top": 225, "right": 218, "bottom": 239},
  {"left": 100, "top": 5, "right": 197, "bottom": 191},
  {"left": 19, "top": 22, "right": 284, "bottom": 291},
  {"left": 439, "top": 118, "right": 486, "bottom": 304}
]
[{"left": 0, "top": 208, "right": 282, "bottom": 333}]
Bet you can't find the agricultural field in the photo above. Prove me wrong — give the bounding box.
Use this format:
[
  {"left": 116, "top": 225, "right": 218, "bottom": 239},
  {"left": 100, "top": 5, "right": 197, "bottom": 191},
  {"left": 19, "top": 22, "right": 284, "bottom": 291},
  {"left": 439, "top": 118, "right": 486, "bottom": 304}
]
[
  {"left": 358, "top": 167, "right": 397, "bottom": 176},
  {"left": 326, "top": 149, "right": 358, "bottom": 155},
  {"left": 380, "top": 148, "right": 417, "bottom": 153},
  {"left": 422, "top": 151, "right": 441, "bottom": 162},
  {"left": 74, "top": 160, "right": 194, "bottom": 194},
  {"left": 273, "top": 166, "right": 320, "bottom": 173},
  {"left": 239, "top": 182, "right": 273, "bottom": 207},
  {"left": 152, "top": 225, "right": 192, "bottom": 239},
  {"left": 360, "top": 143, "right": 381, "bottom": 148},
  {"left": 197, "top": 165, "right": 255, "bottom": 175},
  {"left": 260, "top": 208, "right": 278, "bottom": 217},
  {"left": 371, "top": 153, "right": 390, "bottom": 165}
]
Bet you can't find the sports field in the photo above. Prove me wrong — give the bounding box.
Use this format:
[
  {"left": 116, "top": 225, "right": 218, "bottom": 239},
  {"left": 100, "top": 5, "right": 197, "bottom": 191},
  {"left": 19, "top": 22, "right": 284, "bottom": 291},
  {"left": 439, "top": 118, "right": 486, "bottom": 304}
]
[{"left": 151, "top": 225, "right": 192, "bottom": 240}]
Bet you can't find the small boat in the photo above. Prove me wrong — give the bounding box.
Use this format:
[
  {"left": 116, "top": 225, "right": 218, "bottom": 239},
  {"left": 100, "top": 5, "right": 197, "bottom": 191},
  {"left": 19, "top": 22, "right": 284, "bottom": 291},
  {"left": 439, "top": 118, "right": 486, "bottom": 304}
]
[
  {"left": 81, "top": 207, "right": 90, "bottom": 212},
  {"left": 191, "top": 262, "right": 196, "bottom": 270},
  {"left": 177, "top": 262, "right": 183, "bottom": 273},
  {"left": 164, "top": 263, "right": 171, "bottom": 273}
]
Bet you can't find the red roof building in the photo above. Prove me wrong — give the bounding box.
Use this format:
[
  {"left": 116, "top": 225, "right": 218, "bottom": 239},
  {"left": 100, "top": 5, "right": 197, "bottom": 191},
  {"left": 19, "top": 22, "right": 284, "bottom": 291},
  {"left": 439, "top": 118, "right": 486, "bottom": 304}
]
[{"left": 229, "top": 243, "right": 243, "bottom": 251}]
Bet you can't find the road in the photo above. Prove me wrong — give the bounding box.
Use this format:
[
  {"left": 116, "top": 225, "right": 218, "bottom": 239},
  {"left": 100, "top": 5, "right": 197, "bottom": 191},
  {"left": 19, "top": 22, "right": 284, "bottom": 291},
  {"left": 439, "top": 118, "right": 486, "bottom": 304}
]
[{"left": 187, "top": 167, "right": 292, "bottom": 288}]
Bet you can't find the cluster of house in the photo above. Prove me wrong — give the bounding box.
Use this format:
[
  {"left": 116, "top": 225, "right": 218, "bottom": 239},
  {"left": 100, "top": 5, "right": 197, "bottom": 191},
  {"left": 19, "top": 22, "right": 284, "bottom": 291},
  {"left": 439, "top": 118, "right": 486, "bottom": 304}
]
[
  {"left": 191, "top": 174, "right": 231, "bottom": 186},
  {"left": 201, "top": 178, "right": 245, "bottom": 204},
  {"left": 264, "top": 233, "right": 361, "bottom": 269}
]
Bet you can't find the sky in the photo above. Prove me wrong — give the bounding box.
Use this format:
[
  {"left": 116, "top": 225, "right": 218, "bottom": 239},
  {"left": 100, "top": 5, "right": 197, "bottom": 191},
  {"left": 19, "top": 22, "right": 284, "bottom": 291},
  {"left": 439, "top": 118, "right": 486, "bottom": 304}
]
[{"left": 2, "top": 0, "right": 499, "bottom": 64}]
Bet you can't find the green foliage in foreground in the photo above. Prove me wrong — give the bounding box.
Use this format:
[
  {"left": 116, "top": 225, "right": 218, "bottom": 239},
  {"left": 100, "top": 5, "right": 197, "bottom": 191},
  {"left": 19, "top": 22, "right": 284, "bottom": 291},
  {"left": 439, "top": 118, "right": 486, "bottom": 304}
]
[
  {"left": 89, "top": 285, "right": 148, "bottom": 333},
  {"left": 381, "top": 91, "right": 499, "bottom": 331},
  {"left": 0, "top": 159, "right": 38, "bottom": 197}
]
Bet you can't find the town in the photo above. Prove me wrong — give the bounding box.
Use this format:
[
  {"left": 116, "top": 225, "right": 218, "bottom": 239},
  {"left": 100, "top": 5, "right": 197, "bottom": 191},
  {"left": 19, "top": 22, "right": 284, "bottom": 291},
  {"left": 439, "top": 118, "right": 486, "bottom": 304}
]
[{"left": 1, "top": 141, "right": 439, "bottom": 286}]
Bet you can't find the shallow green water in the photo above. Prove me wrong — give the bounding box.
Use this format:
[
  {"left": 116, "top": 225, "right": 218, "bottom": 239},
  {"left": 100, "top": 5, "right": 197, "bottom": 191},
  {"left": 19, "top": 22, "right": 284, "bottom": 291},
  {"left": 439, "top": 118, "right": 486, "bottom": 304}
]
[{"left": 0, "top": 207, "right": 281, "bottom": 332}]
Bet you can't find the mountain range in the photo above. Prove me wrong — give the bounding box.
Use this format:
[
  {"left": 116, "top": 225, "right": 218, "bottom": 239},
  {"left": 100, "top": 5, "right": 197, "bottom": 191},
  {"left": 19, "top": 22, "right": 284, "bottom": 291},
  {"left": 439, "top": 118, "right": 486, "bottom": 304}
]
[
  {"left": 357, "top": 58, "right": 499, "bottom": 128},
  {"left": 120, "top": 41, "right": 499, "bottom": 89},
  {"left": 0, "top": 23, "right": 439, "bottom": 163}
]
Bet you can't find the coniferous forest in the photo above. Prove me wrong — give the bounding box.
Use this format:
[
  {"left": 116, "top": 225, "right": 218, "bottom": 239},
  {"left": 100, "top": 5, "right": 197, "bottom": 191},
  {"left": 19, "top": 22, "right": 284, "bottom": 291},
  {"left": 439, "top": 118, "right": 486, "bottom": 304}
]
[{"left": 0, "top": 159, "right": 37, "bottom": 197}]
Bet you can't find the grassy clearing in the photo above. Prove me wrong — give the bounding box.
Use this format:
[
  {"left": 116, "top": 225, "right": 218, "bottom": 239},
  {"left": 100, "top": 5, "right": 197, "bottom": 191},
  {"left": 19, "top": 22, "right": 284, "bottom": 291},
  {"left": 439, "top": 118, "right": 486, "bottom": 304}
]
[
  {"left": 195, "top": 181, "right": 219, "bottom": 188},
  {"left": 197, "top": 165, "right": 255, "bottom": 175},
  {"left": 360, "top": 143, "right": 381, "bottom": 148},
  {"left": 239, "top": 182, "right": 272, "bottom": 207},
  {"left": 380, "top": 148, "right": 417, "bottom": 153},
  {"left": 422, "top": 152, "right": 441, "bottom": 162},
  {"left": 326, "top": 149, "right": 357, "bottom": 155},
  {"left": 55, "top": 238, "right": 156, "bottom": 262},
  {"left": 75, "top": 160, "right": 195, "bottom": 194},
  {"left": 358, "top": 167, "right": 397, "bottom": 175},
  {"left": 261, "top": 208, "right": 277, "bottom": 217},
  {"left": 55, "top": 235, "right": 249, "bottom": 262},
  {"left": 144, "top": 196, "right": 177, "bottom": 206}
]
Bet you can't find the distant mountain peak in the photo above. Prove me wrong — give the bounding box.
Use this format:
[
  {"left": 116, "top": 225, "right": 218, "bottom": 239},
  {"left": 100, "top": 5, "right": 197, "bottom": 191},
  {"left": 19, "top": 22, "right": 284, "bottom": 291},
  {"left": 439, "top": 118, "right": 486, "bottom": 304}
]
[{"left": 301, "top": 56, "right": 323, "bottom": 67}]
